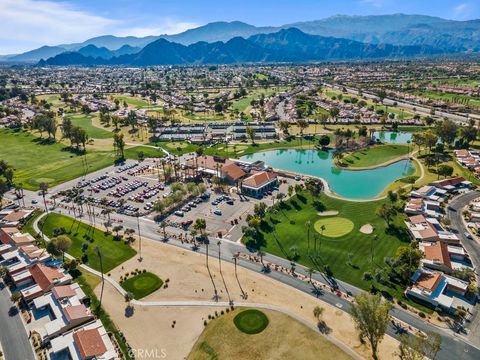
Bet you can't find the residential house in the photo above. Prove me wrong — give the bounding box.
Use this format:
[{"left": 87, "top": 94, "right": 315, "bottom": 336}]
[
  {"left": 48, "top": 320, "right": 118, "bottom": 360},
  {"left": 13, "top": 263, "right": 72, "bottom": 301},
  {"left": 32, "top": 284, "right": 92, "bottom": 340},
  {"left": 0, "top": 227, "right": 36, "bottom": 247}
]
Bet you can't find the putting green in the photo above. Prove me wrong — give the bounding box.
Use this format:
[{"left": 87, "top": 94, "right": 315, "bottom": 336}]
[
  {"left": 121, "top": 272, "right": 163, "bottom": 299},
  {"left": 233, "top": 309, "right": 269, "bottom": 334},
  {"left": 314, "top": 217, "right": 354, "bottom": 238}
]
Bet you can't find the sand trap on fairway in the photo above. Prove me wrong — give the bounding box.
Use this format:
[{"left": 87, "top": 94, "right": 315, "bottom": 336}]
[
  {"left": 317, "top": 210, "right": 339, "bottom": 216},
  {"left": 360, "top": 224, "right": 374, "bottom": 234}
]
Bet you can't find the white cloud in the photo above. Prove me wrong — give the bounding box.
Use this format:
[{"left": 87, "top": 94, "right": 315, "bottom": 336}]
[
  {"left": 453, "top": 3, "right": 471, "bottom": 19},
  {"left": 115, "top": 19, "right": 199, "bottom": 38},
  {"left": 0, "top": 0, "right": 199, "bottom": 54},
  {"left": 0, "top": 0, "right": 116, "bottom": 53}
]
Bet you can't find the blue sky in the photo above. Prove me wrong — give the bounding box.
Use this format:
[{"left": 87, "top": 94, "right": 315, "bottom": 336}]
[{"left": 1, "top": 0, "right": 479, "bottom": 54}]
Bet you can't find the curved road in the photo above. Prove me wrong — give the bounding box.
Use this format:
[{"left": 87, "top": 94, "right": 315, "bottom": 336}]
[{"left": 447, "top": 190, "right": 480, "bottom": 347}]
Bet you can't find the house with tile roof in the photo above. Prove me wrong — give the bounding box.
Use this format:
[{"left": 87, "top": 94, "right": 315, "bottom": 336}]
[
  {"left": 48, "top": 320, "right": 117, "bottom": 360},
  {"left": 14, "top": 263, "right": 72, "bottom": 301},
  {"left": 420, "top": 242, "right": 473, "bottom": 273},
  {"left": 0, "top": 227, "right": 36, "bottom": 247},
  {"left": 31, "top": 283, "right": 91, "bottom": 340},
  {"left": 0, "top": 244, "right": 50, "bottom": 275},
  {"left": 405, "top": 268, "right": 473, "bottom": 313}
]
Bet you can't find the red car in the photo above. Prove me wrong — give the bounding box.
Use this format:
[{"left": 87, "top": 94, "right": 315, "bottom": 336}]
[{"left": 181, "top": 220, "right": 193, "bottom": 227}]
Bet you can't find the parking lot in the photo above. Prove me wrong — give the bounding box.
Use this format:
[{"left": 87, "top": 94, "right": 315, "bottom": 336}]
[
  {"left": 57, "top": 159, "right": 171, "bottom": 216},
  {"left": 51, "top": 157, "right": 298, "bottom": 243}
]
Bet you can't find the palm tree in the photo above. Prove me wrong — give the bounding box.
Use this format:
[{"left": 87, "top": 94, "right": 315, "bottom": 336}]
[
  {"left": 217, "top": 241, "right": 230, "bottom": 302},
  {"left": 205, "top": 239, "right": 218, "bottom": 301},
  {"left": 232, "top": 253, "right": 246, "bottom": 299},
  {"left": 95, "top": 246, "right": 105, "bottom": 313},
  {"left": 160, "top": 221, "right": 167, "bottom": 241},
  {"left": 39, "top": 182, "right": 49, "bottom": 213},
  {"left": 257, "top": 250, "right": 266, "bottom": 271},
  {"left": 307, "top": 267, "right": 316, "bottom": 283},
  {"left": 306, "top": 220, "right": 312, "bottom": 256}
]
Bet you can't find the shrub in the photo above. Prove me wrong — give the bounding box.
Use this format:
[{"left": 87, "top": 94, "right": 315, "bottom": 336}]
[{"left": 418, "top": 312, "right": 426, "bottom": 318}]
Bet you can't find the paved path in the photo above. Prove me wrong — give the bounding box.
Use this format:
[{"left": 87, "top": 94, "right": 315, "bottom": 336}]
[{"left": 0, "top": 282, "right": 35, "bottom": 360}]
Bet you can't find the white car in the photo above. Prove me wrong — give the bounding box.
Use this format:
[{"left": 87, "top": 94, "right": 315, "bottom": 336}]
[{"left": 213, "top": 209, "right": 222, "bottom": 216}]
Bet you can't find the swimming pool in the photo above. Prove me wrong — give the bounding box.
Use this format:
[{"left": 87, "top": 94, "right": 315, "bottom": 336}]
[{"left": 240, "top": 149, "right": 415, "bottom": 199}]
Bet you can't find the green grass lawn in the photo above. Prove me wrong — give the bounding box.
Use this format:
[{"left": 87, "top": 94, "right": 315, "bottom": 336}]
[
  {"left": 111, "top": 95, "right": 152, "bottom": 109},
  {"left": 124, "top": 146, "right": 165, "bottom": 160},
  {"left": 184, "top": 113, "right": 226, "bottom": 122},
  {"left": 67, "top": 113, "right": 112, "bottom": 139},
  {"left": 39, "top": 213, "right": 136, "bottom": 272},
  {"left": 230, "top": 87, "right": 288, "bottom": 113},
  {"left": 120, "top": 272, "right": 163, "bottom": 299},
  {"left": 0, "top": 129, "right": 115, "bottom": 190},
  {"left": 244, "top": 191, "right": 430, "bottom": 311},
  {"left": 313, "top": 217, "right": 354, "bottom": 238},
  {"left": 343, "top": 144, "right": 410, "bottom": 168},
  {"left": 188, "top": 308, "right": 353, "bottom": 360},
  {"left": 149, "top": 141, "right": 200, "bottom": 155},
  {"left": 233, "top": 309, "right": 269, "bottom": 334},
  {"left": 205, "top": 137, "right": 319, "bottom": 158},
  {"left": 409, "top": 89, "right": 480, "bottom": 108}
]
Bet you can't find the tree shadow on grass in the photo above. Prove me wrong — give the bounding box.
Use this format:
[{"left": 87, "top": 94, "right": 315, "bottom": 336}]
[{"left": 31, "top": 137, "right": 56, "bottom": 145}]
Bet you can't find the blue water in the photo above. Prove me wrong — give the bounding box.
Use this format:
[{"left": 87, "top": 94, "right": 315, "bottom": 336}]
[
  {"left": 373, "top": 131, "right": 413, "bottom": 144},
  {"left": 240, "top": 149, "right": 415, "bottom": 199},
  {"left": 46, "top": 259, "right": 63, "bottom": 268}
]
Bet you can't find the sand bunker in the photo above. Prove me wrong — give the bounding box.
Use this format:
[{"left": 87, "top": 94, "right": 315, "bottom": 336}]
[
  {"left": 317, "top": 210, "right": 339, "bottom": 216},
  {"left": 360, "top": 224, "right": 374, "bottom": 234}
]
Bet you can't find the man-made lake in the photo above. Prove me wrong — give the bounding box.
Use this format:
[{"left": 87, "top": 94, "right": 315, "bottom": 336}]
[
  {"left": 240, "top": 149, "right": 415, "bottom": 199},
  {"left": 373, "top": 131, "right": 413, "bottom": 144}
]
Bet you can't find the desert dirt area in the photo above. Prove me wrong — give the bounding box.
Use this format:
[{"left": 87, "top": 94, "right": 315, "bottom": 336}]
[{"left": 95, "top": 237, "right": 400, "bottom": 360}]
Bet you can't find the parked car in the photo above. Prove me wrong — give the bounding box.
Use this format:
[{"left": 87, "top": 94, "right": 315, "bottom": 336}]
[
  {"left": 174, "top": 211, "right": 184, "bottom": 217},
  {"left": 464, "top": 231, "right": 473, "bottom": 239},
  {"left": 214, "top": 209, "right": 222, "bottom": 215}
]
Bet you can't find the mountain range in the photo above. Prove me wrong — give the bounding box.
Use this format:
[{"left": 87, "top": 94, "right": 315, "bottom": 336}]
[
  {"left": 38, "top": 28, "right": 448, "bottom": 66},
  {"left": 2, "top": 14, "right": 480, "bottom": 64}
]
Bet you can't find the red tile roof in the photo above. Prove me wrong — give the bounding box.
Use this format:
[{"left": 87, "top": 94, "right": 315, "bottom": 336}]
[
  {"left": 424, "top": 242, "right": 452, "bottom": 269},
  {"left": 73, "top": 329, "right": 107, "bottom": 359},
  {"left": 242, "top": 171, "right": 277, "bottom": 188},
  {"left": 52, "top": 285, "right": 76, "bottom": 300},
  {"left": 63, "top": 304, "right": 89, "bottom": 322},
  {"left": 29, "top": 264, "right": 64, "bottom": 291},
  {"left": 415, "top": 271, "right": 442, "bottom": 292},
  {"left": 221, "top": 163, "right": 246, "bottom": 181}
]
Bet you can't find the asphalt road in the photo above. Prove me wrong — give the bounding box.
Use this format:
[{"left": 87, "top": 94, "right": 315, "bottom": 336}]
[
  {"left": 0, "top": 282, "right": 35, "bottom": 360},
  {"left": 447, "top": 190, "right": 480, "bottom": 347}
]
